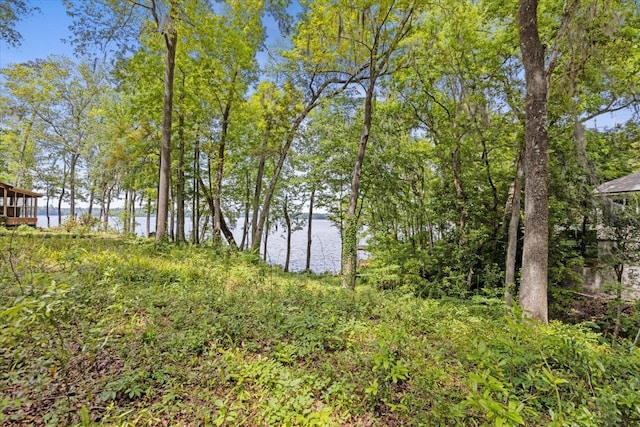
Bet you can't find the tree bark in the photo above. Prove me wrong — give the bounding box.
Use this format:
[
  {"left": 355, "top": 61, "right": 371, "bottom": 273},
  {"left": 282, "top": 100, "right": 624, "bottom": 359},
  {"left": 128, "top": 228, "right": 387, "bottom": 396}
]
[
  {"left": 123, "top": 190, "right": 130, "bottom": 234},
  {"left": 192, "top": 137, "right": 200, "bottom": 244},
  {"left": 240, "top": 170, "right": 251, "bottom": 250},
  {"left": 146, "top": 196, "right": 152, "bottom": 237},
  {"left": 198, "top": 175, "right": 238, "bottom": 248},
  {"left": 342, "top": 77, "right": 375, "bottom": 289},
  {"left": 57, "top": 169, "right": 66, "bottom": 227},
  {"left": 88, "top": 180, "right": 95, "bottom": 217},
  {"left": 505, "top": 154, "right": 523, "bottom": 306},
  {"left": 518, "top": 0, "right": 549, "bottom": 324},
  {"left": 306, "top": 188, "right": 315, "bottom": 272},
  {"left": 251, "top": 121, "right": 271, "bottom": 251},
  {"left": 263, "top": 217, "right": 269, "bottom": 262},
  {"left": 283, "top": 195, "right": 291, "bottom": 272},
  {"left": 45, "top": 185, "right": 51, "bottom": 228},
  {"left": 175, "top": 86, "right": 186, "bottom": 243},
  {"left": 214, "top": 98, "right": 232, "bottom": 240},
  {"left": 69, "top": 153, "right": 79, "bottom": 219},
  {"left": 155, "top": 14, "right": 177, "bottom": 241}
]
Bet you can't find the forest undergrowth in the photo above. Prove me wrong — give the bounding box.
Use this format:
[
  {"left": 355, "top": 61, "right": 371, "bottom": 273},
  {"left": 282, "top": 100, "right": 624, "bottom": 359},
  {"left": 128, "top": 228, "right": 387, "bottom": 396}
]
[{"left": 1, "top": 230, "right": 639, "bottom": 426}]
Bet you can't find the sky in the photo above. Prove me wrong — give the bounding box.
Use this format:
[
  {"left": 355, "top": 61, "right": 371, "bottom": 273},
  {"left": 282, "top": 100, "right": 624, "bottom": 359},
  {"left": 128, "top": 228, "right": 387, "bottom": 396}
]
[
  {"left": 0, "top": 1, "right": 75, "bottom": 69},
  {"left": 0, "top": 0, "right": 634, "bottom": 131},
  {"left": 0, "top": 0, "right": 292, "bottom": 69}
]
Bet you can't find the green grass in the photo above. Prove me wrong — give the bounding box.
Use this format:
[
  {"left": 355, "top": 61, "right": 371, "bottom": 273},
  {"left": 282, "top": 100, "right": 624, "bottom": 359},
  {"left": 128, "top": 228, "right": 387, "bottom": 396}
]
[{"left": 1, "top": 232, "right": 639, "bottom": 426}]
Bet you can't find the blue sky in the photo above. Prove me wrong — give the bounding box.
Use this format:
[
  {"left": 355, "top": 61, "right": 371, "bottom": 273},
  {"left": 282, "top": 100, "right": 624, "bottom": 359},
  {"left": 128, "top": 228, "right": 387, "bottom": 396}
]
[
  {"left": 0, "top": 1, "right": 75, "bottom": 68},
  {"left": 0, "top": 0, "right": 293, "bottom": 69},
  {"left": 0, "top": 1, "right": 632, "bottom": 129}
]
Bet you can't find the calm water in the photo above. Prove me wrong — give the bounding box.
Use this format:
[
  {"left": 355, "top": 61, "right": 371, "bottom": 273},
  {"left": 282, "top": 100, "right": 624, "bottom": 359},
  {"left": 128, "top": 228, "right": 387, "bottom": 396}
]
[{"left": 37, "top": 215, "right": 342, "bottom": 273}]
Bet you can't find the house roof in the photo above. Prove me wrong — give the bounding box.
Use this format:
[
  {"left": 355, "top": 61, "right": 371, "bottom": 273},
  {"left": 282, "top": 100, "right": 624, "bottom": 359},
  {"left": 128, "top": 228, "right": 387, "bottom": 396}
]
[
  {"left": 0, "top": 181, "right": 43, "bottom": 198},
  {"left": 595, "top": 172, "right": 640, "bottom": 196}
]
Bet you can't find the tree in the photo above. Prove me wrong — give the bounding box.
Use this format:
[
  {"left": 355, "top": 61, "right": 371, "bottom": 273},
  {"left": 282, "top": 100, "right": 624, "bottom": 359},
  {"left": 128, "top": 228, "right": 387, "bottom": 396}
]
[
  {"left": 517, "top": 0, "right": 551, "bottom": 323},
  {"left": 0, "top": 0, "right": 38, "bottom": 47},
  {"left": 518, "top": 0, "right": 586, "bottom": 323},
  {"left": 1, "top": 57, "right": 106, "bottom": 219},
  {"left": 66, "top": 0, "right": 187, "bottom": 239},
  {"left": 294, "top": 0, "right": 417, "bottom": 289}
]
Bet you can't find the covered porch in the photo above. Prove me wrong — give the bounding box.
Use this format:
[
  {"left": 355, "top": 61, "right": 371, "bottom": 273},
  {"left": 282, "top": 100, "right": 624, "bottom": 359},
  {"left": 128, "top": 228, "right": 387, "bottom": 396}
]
[{"left": 0, "top": 182, "right": 42, "bottom": 227}]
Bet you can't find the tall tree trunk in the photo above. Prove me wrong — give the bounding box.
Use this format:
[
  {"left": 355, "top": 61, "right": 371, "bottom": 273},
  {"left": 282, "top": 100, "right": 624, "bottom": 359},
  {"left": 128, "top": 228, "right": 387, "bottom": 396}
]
[
  {"left": 306, "top": 188, "right": 315, "bottom": 272},
  {"left": 105, "top": 185, "right": 113, "bottom": 232},
  {"left": 147, "top": 196, "right": 152, "bottom": 237},
  {"left": 130, "top": 191, "right": 137, "bottom": 234},
  {"left": 251, "top": 121, "right": 270, "bottom": 251},
  {"left": 214, "top": 97, "right": 233, "bottom": 240},
  {"left": 283, "top": 195, "right": 291, "bottom": 272},
  {"left": 518, "top": 0, "right": 549, "bottom": 324},
  {"left": 252, "top": 90, "right": 335, "bottom": 252},
  {"left": 69, "top": 153, "right": 79, "bottom": 220},
  {"left": 505, "top": 154, "right": 524, "bottom": 306},
  {"left": 46, "top": 185, "right": 51, "bottom": 228},
  {"left": 88, "top": 180, "right": 95, "bottom": 217},
  {"left": 57, "top": 169, "right": 67, "bottom": 227},
  {"left": 123, "top": 190, "right": 130, "bottom": 234},
  {"left": 451, "top": 144, "right": 467, "bottom": 235},
  {"left": 170, "top": 192, "right": 175, "bottom": 241},
  {"left": 176, "top": 104, "right": 186, "bottom": 242},
  {"left": 342, "top": 77, "right": 375, "bottom": 289},
  {"left": 100, "top": 185, "right": 106, "bottom": 231},
  {"left": 192, "top": 138, "right": 200, "bottom": 244},
  {"left": 263, "top": 217, "right": 270, "bottom": 262},
  {"left": 155, "top": 24, "right": 177, "bottom": 241},
  {"left": 240, "top": 170, "right": 251, "bottom": 250}
]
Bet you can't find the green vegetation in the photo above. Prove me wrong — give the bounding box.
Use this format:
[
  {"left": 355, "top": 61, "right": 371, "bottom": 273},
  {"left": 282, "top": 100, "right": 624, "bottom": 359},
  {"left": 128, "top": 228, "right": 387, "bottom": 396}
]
[{"left": 1, "top": 232, "right": 639, "bottom": 426}]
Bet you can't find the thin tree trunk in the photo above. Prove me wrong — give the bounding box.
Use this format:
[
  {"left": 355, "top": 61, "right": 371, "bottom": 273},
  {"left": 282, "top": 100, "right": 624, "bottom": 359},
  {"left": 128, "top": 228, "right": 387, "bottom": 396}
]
[
  {"left": 100, "top": 186, "right": 106, "bottom": 231},
  {"left": 197, "top": 175, "right": 238, "bottom": 248},
  {"left": 451, "top": 144, "right": 467, "bottom": 235},
  {"left": 130, "top": 191, "right": 137, "bottom": 234},
  {"left": 46, "top": 186, "right": 51, "bottom": 228},
  {"left": 518, "top": 0, "right": 549, "bottom": 324},
  {"left": 306, "top": 188, "right": 315, "bottom": 272},
  {"left": 147, "top": 196, "right": 152, "bottom": 237},
  {"left": 251, "top": 122, "right": 270, "bottom": 251},
  {"left": 214, "top": 96, "right": 233, "bottom": 240},
  {"left": 240, "top": 170, "right": 251, "bottom": 250},
  {"left": 505, "top": 155, "right": 524, "bottom": 306},
  {"left": 57, "top": 170, "right": 67, "bottom": 227},
  {"left": 252, "top": 86, "right": 342, "bottom": 252},
  {"left": 283, "top": 196, "right": 291, "bottom": 272},
  {"left": 192, "top": 138, "right": 200, "bottom": 244},
  {"left": 176, "top": 103, "right": 186, "bottom": 242},
  {"left": 88, "top": 181, "right": 95, "bottom": 217},
  {"left": 263, "top": 217, "right": 269, "bottom": 262},
  {"left": 69, "top": 153, "right": 79, "bottom": 220},
  {"left": 123, "top": 190, "right": 130, "bottom": 234},
  {"left": 200, "top": 214, "right": 209, "bottom": 243},
  {"left": 155, "top": 19, "right": 178, "bottom": 241},
  {"left": 105, "top": 185, "right": 113, "bottom": 232},
  {"left": 342, "top": 77, "right": 375, "bottom": 289},
  {"left": 170, "top": 193, "right": 175, "bottom": 241}
]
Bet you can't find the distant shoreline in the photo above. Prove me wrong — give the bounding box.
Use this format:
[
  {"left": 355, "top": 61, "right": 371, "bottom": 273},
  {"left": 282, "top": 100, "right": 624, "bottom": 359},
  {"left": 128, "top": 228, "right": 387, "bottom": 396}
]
[{"left": 37, "top": 209, "right": 330, "bottom": 221}]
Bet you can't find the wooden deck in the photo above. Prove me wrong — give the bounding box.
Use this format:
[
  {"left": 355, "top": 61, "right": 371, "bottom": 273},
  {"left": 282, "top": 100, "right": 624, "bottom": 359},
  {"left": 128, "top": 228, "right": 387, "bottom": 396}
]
[{"left": 4, "top": 217, "right": 38, "bottom": 226}]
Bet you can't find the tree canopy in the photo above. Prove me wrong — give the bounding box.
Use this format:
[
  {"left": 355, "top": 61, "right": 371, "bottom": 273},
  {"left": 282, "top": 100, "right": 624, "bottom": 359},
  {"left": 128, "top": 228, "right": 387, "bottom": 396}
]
[{"left": 1, "top": 0, "right": 640, "bottom": 323}]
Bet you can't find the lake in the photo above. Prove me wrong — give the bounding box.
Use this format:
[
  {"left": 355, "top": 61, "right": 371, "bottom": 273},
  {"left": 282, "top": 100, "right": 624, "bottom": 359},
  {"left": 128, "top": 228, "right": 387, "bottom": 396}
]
[{"left": 37, "top": 215, "right": 343, "bottom": 273}]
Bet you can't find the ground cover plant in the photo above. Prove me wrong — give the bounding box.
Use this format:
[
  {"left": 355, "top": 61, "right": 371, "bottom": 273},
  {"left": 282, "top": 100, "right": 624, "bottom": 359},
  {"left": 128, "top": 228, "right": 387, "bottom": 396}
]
[{"left": 1, "top": 230, "right": 639, "bottom": 426}]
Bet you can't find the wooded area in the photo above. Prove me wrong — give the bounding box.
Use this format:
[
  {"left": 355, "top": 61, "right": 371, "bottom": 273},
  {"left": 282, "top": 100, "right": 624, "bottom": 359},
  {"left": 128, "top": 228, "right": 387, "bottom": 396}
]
[
  {"left": 2, "top": 1, "right": 640, "bottom": 424},
  {"left": 1, "top": 0, "right": 640, "bottom": 325}
]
